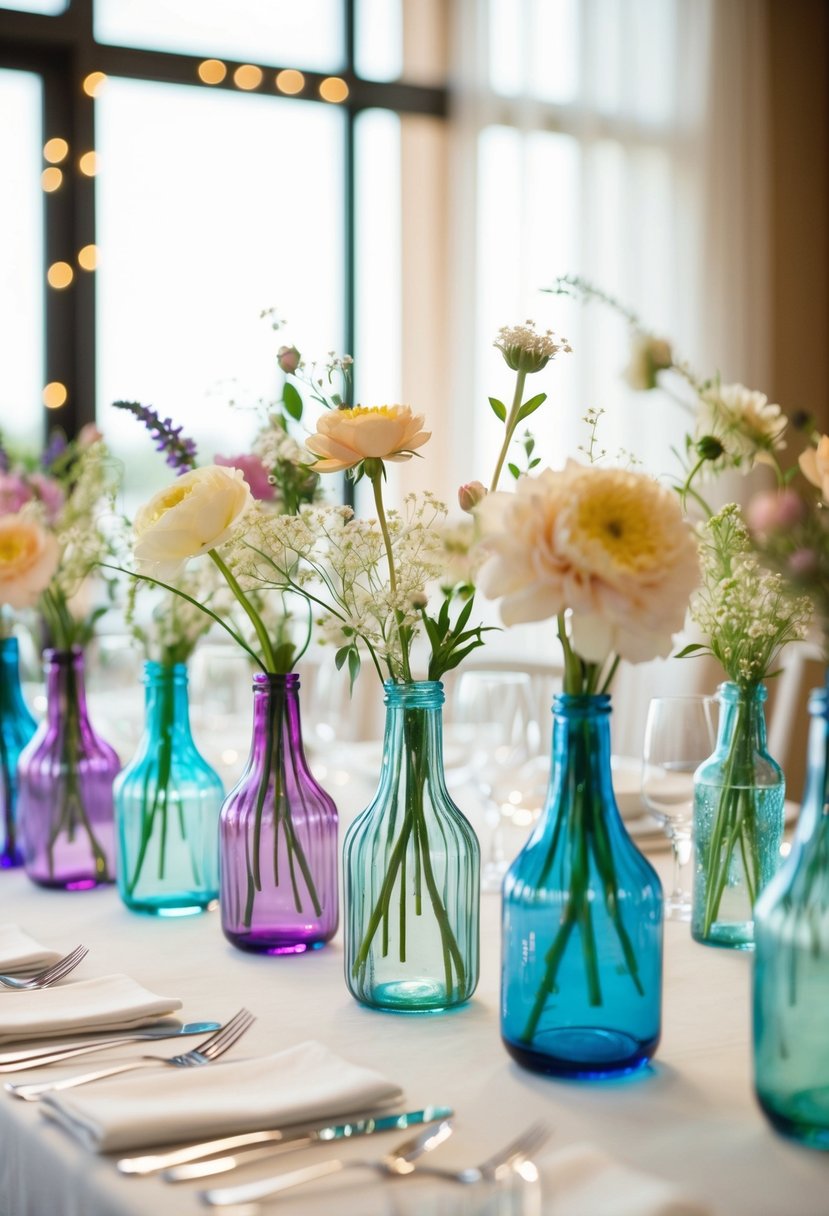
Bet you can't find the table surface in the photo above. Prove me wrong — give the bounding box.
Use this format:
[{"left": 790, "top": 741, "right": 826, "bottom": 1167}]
[{"left": 1, "top": 768, "right": 828, "bottom": 1216}]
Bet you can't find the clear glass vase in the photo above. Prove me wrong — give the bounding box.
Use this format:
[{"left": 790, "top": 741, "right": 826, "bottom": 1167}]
[
  {"left": 344, "top": 681, "right": 480, "bottom": 1013},
  {"left": 17, "top": 648, "right": 119, "bottom": 889},
  {"left": 0, "top": 636, "right": 37, "bottom": 869},
  {"left": 220, "top": 672, "right": 339, "bottom": 953},
  {"left": 115, "top": 661, "right": 223, "bottom": 916},
  {"left": 692, "top": 682, "right": 785, "bottom": 949},
  {"left": 501, "top": 694, "right": 663, "bottom": 1078},
  {"left": 754, "top": 684, "right": 829, "bottom": 1148}
]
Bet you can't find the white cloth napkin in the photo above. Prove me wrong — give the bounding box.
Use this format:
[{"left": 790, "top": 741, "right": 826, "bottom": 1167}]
[
  {"left": 0, "top": 973, "right": 182, "bottom": 1045},
  {"left": 0, "top": 924, "right": 62, "bottom": 976},
  {"left": 538, "top": 1143, "right": 712, "bottom": 1216},
  {"left": 41, "top": 1039, "right": 404, "bottom": 1153}
]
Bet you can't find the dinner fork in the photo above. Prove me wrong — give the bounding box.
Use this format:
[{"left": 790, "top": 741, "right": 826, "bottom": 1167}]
[
  {"left": 0, "top": 945, "right": 89, "bottom": 991},
  {"left": 408, "top": 1120, "right": 551, "bottom": 1185},
  {"left": 5, "top": 1007, "right": 255, "bottom": 1101}
]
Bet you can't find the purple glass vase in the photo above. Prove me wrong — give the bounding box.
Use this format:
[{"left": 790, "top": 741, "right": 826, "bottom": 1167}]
[
  {"left": 220, "top": 672, "right": 339, "bottom": 954},
  {"left": 18, "top": 648, "right": 119, "bottom": 889}
]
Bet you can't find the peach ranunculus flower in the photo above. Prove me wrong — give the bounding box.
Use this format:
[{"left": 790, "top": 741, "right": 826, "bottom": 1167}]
[
  {"left": 305, "top": 405, "right": 430, "bottom": 473},
  {"left": 477, "top": 461, "right": 700, "bottom": 664},
  {"left": 798, "top": 435, "right": 829, "bottom": 501},
  {"left": 0, "top": 513, "right": 60, "bottom": 609},
  {"left": 133, "top": 464, "right": 252, "bottom": 582}
]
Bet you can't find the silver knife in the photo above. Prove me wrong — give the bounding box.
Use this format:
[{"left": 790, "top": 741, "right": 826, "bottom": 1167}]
[
  {"left": 117, "top": 1107, "right": 454, "bottom": 1179},
  {"left": 0, "top": 1023, "right": 221, "bottom": 1072}
]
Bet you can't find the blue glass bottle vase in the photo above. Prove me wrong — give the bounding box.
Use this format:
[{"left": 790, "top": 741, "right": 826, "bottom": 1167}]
[
  {"left": 115, "top": 661, "right": 223, "bottom": 915},
  {"left": 0, "top": 636, "right": 37, "bottom": 869},
  {"left": 693, "top": 682, "right": 785, "bottom": 949},
  {"left": 501, "top": 694, "right": 663, "bottom": 1078},
  {"left": 754, "top": 684, "right": 829, "bottom": 1148}
]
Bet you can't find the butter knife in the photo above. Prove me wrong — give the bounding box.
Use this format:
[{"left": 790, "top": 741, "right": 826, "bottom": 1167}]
[{"left": 117, "top": 1107, "right": 453, "bottom": 1178}]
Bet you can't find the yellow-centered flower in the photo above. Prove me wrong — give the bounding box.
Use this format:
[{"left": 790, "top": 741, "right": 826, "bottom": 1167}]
[
  {"left": 0, "top": 513, "right": 60, "bottom": 609},
  {"left": 306, "top": 405, "right": 430, "bottom": 473}
]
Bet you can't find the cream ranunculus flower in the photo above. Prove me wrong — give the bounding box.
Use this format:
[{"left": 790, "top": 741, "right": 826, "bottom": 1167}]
[
  {"left": 133, "top": 465, "right": 252, "bottom": 581},
  {"left": 0, "top": 513, "right": 60, "bottom": 609},
  {"left": 477, "top": 461, "right": 700, "bottom": 665},
  {"left": 798, "top": 435, "right": 829, "bottom": 501},
  {"left": 305, "top": 405, "right": 430, "bottom": 473}
]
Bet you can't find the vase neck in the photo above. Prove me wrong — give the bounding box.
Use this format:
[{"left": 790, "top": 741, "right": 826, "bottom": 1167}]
[
  {"left": 0, "top": 637, "right": 32, "bottom": 719},
  {"left": 715, "top": 682, "right": 768, "bottom": 755},
  {"left": 379, "top": 681, "right": 447, "bottom": 793},
  {"left": 43, "top": 648, "right": 91, "bottom": 727},
  {"left": 548, "top": 694, "right": 613, "bottom": 805},
  {"left": 246, "top": 672, "right": 307, "bottom": 770},
  {"left": 796, "top": 688, "right": 829, "bottom": 846},
  {"left": 142, "top": 662, "right": 194, "bottom": 742}
]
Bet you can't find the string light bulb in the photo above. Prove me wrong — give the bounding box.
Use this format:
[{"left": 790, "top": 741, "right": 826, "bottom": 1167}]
[
  {"left": 276, "top": 69, "right": 305, "bottom": 95},
  {"left": 42, "top": 383, "right": 68, "bottom": 409},
  {"left": 43, "top": 138, "right": 69, "bottom": 164},
  {"left": 198, "top": 59, "right": 227, "bottom": 85},
  {"left": 319, "top": 77, "right": 349, "bottom": 103},
  {"left": 41, "top": 168, "right": 63, "bottom": 193},
  {"left": 47, "top": 262, "right": 73, "bottom": 290},
  {"left": 82, "top": 72, "right": 107, "bottom": 98},
  {"left": 233, "top": 65, "right": 263, "bottom": 90},
  {"left": 78, "top": 245, "right": 99, "bottom": 271}
]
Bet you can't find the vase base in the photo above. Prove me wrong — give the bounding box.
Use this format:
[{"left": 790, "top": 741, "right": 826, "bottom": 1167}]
[
  {"left": 692, "top": 921, "right": 754, "bottom": 950},
  {"left": 503, "top": 1027, "right": 658, "bottom": 1079},
  {"left": 123, "top": 895, "right": 218, "bottom": 918},
  {"left": 27, "top": 872, "right": 113, "bottom": 891},
  {"left": 0, "top": 850, "right": 24, "bottom": 869},
  {"left": 758, "top": 1089, "right": 829, "bottom": 1150},
  {"left": 224, "top": 928, "right": 332, "bottom": 955},
  {"left": 352, "top": 977, "right": 467, "bottom": 1013}
]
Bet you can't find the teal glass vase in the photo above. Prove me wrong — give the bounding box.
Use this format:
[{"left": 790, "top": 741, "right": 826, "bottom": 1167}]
[
  {"left": 115, "top": 661, "right": 223, "bottom": 915},
  {"left": 501, "top": 694, "right": 663, "bottom": 1078},
  {"left": 344, "top": 681, "right": 480, "bottom": 1012},
  {"left": 693, "top": 682, "right": 785, "bottom": 949},
  {"left": 754, "top": 684, "right": 829, "bottom": 1148},
  {"left": 0, "top": 636, "right": 37, "bottom": 869}
]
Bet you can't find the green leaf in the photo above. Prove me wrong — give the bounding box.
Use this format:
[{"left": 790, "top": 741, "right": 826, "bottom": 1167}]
[
  {"left": 515, "top": 392, "right": 547, "bottom": 423},
  {"left": 674, "top": 642, "right": 708, "bottom": 659},
  {"left": 282, "top": 382, "right": 303, "bottom": 421},
  {"left": 488, "top": 397, "right": 507, "bottom": 422},
  {"left": 334, "top": 645, "right": 351, "bottom": 671},
  {"left": 508, "top": 463, "right": 520, "bottom": 480},
  {"left": 347, "top": 647, "right": 361, "bottom": 693},
  {"left": 529, "top": 457, "right": 541, "bottom": 468},
  {"left": 455, "top": 596, "right": 474, "bottom": 634}
]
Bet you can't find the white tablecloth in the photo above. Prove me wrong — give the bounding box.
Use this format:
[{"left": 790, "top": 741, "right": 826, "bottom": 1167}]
[{"left": 0, "top": 774, "right": 827, "bottom": 1216}]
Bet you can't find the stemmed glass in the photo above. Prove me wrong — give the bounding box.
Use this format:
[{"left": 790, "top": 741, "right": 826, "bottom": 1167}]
[
  {"left": 642, "top": 695, "right": 717, "bottom": 921},
  {"left": 451, "top": 670, "right": 542, "bottom": 893}
]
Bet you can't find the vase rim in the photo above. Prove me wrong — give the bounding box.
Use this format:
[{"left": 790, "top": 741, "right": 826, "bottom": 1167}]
[
  {"left": 383, "top": 679, "right": 444, "bottom": 706},
  {"left": 42, "top": 646, "right": 84, "bottom": 664},
  {"left": 144, "top": 659, "right": 188, "bottom": 681},
  {"left": 717, "top": 680, "right": 767, "bottom": 703},
  {"left": 552, "top": 692, "right": 611, "bottom": 713},
  {"left": 252, "top": 670, "right": 300, "bottom": 688}
]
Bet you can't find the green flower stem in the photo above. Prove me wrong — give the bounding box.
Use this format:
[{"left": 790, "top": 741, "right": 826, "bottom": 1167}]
[
  {"left": 126, "top": 668, "right": 180, "bottom": 898},
  {"left": 490, "top": 369, "right": 527, "bottom": 492},
  {"left": 209, "top": 550, "right": 277, "bottom": 672},
  {"left": 679, "top": 457, "right": 715, "bottom": 518},
  {"left": 369, "top": 470, "right": 413, "bottom": 683}
]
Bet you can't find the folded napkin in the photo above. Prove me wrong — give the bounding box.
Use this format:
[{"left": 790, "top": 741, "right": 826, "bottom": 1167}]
[
  {"left": 539, "top": 1143, "right": 711, "bottom": 1216},
  {"left": 42, "top": 1039, "right": 404, "bottom": 1153},
  {"left": 0, "top": 973, "right": 181, "bottom": 1045},
  {"left": 0, "top": 924, "right": 62, "bottom": 976}
]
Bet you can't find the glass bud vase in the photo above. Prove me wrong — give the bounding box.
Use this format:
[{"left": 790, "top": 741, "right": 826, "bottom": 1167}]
[
  {"left": 344, "top": 681, "right": 480, "bottom": 1013},
  {"left": 115, "top": 662, "right": 223, "bottom": 916},
  {"left": 17, "top": 648, "right": 119, "bottom": 889},
  {"left": 0, "top": 636, "right": 37, "bottom": 869},
  {"left": 692, "top": 682, "right": 785, "bottom": 949},
  {"left": 501, "top": 694, "right": 662, "bottom": 1078},
  {"left": 220, "top": 672, "right": 338, "bottom": 954},
  {"left": 754, "top": 685, "right": 829, "bottom": 1148}
]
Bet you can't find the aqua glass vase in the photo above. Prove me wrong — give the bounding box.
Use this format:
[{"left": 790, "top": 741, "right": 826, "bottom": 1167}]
[
  {"left": 0, "top": 636, "right": 37, "bottom": 869},
  {"left": 693, "top": 682, "right": 785, "bottom": 949},
  {"left": 115, "top": 661, "right": 223, "bottom": 916},
  {"left": 344, "top": 681, "right": 480, "bottom": 1013},
  {"left": 17, "top": 648, "right": 119, "bottom": 889},
  {"left": 220, "top": 672, "right": 339, "bottom": 954},
  {"left": 501, "top": 694, "right": 662, "bottom": 1078},
  {"left": 754, "top": 684, "right": 829, "bottom": 1148}
]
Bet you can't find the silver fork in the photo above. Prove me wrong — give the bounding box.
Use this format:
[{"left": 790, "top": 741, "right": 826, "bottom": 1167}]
[
  {"left": 409, "top": 1120, "right": 551, "bottom": 1185},
  {"left": 5, "top": 1008, "right": 255, "bottom": 1101},
  {"left": 0, "top": 945, "right": 88, "bottom": 990}
]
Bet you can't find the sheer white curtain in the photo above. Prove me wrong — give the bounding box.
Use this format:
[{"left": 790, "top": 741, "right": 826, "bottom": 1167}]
[{"left": 422, "top": 0, "right": 774, "bottom": 755}]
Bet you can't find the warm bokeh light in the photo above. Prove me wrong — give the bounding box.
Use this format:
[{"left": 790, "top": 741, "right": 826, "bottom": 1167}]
[
  {"left": 78, "top": 244, "right": 99, "bottom": 271},
  {"left": 43, "top": 137, "right": 69, "bottom": 164},
  {"left": 275, "top": 69, "right": 305, "bottom": 95},
  {"left": 233, "top": 64, "right": 263, "bottom": 91},
  {"left": 41, "top": 167, "right": 63, "bottom": 193},
  {"left": 47, "top": 262, "right": 73, "bottom": 289},
  {"left": 42, "top": 382, "right": 68, "bottom": 409},
  {"left": 82, "top": 72, "right": 107, "bottom": 98},
  {"left": 198, "top": 59, "right": 227, "bottom": 85},
  {"left": 79, "top": 151, "right": 99, "bottom": 176},
  {"left": 319, "top": 76, "right": 349, "bottom": 103}
]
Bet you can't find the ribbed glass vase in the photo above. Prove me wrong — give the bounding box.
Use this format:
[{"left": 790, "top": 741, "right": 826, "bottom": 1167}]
[
  {"left": 344, "top": 681, "right": 480, "bottom": 1013},
  {"left": 220, "top": 672, "right": 339, "bottom": 954},
  {"left": 754, "top": 684, "right": 829, "bottom": 1148},
  {"left": 17, "top": 648, "right": 119, "bottom": 889},
  {"left": 501, "top": 694, "right": 663, "bottom": 1078},
  {"left": 115, "top": 661, "right": 223, "bottom": 916},
  {"left": 693, "top": 682, "right": 785, "bottom": 949},
  {"left": 0, "top": 636, "right": 37, "bottom": 869}
]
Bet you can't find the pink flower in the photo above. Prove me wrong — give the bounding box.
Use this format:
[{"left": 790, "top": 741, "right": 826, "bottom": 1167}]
[
  {"left": 0, "top": 473, "right": 32, "bottom": 515},
  {"left": 28, "top": 473, "right": 65, "bottom": 524},
  {"left": 277, "top": 345, "right": 301, "bottom": 375},
  {"left": 746, "top": 489, "right": 805, "bottom": 537},
  {"left": 78, "top": 423, "right": 104, "bottom": 447},
  {"left": 214, "top": 453, "right": 274, "bottom": 501},
  {"left": 789, "top": 549, "right": 818, "bottom": 577},
  {"left": 458, "top": 481, "right": 486, "bottom": 513}
]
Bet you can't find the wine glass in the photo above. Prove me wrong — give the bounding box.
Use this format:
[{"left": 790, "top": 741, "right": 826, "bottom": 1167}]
[
  {"left": 451, "top": 670, "right": 542, "bottom": 892},
  {"left": 642, "top": 695, "right": 717, "bottom": 920}
]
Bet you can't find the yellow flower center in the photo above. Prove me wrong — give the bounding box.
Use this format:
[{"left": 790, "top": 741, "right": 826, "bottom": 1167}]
[
  {"left": 339, "top": 405, "right": 400, "bottom": 421},
  {"left": 0, "top": 535, "right": 25, "bottom": 564},
  {"left": 147, "top": 481, "right": 195, "bottom": 523},
  {"left": 571, "top": 483, "right": 661, "bottom": 571}
]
